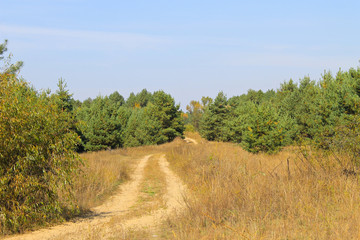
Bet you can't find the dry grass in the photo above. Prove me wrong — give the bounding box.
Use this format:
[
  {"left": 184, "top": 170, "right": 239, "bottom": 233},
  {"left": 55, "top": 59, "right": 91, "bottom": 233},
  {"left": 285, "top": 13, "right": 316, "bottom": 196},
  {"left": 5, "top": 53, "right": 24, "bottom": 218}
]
[
  {"left": 53, "top": 134, "right": 360, "bottom": 239},
  {"left": 164, "top": 133, "right": 360, "bottom": 239},
  {"left": 57, "top": 138, "right": 185, "bottom": 217},
  {"left": 131, "top": 154, "right": 167, "bottom": 216},
  {"left": 70, "top": 141, "right": 182, "bottom": 210},
  {"left": 70, "top": 149, "right": 134, "bottom": 210},
  {"left": 76, "top": 153, "right": 169, "bottom": 240},
  {"left": 185, "top": 131, "right": 206, "bottom": 144}
]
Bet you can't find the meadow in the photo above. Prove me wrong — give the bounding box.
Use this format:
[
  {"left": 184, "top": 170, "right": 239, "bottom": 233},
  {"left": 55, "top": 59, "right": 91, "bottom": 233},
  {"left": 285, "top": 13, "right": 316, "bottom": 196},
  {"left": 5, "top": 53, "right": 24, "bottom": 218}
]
[
  {"left": 163, "top": 133, "right": 360, "bottom": 239},
  {"left": 71, "top": 132, "right": 360, "bottom": 239}
]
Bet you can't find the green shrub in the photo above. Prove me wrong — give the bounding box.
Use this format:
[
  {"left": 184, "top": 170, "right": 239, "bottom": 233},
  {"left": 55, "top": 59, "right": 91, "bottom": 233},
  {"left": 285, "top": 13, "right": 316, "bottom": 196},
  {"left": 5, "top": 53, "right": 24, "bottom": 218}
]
[
  {"left": 185, "top": 124, "right": 195, "bottom": 132},
  {"left": 0, "top": 73, "right": 81, "bottom": 234},
  {"left": 241, "top": 103, "right": 285, "bottom": 153}
]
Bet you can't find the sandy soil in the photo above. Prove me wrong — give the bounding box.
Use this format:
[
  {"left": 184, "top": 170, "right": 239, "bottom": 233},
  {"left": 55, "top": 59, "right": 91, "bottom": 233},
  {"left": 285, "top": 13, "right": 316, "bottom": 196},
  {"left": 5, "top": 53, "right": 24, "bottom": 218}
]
[
  {"left": 184, "top": 137, "right": 198, "bottom": 145},
  {"left": 6, "top": 154, "right": 187, "bottom": 240}
]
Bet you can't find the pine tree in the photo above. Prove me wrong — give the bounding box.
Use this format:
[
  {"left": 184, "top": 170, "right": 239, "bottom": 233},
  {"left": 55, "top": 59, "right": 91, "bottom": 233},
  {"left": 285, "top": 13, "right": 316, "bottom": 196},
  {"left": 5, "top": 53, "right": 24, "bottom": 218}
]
[
  {"left": 77, "top": 96, "right": 123, "bottom": 151},
  {"left": 200, "top": 92, "right": 229, "bottom": 141},
  {"left": 0, "top": 40, "right": 23, "bottom": 74}
]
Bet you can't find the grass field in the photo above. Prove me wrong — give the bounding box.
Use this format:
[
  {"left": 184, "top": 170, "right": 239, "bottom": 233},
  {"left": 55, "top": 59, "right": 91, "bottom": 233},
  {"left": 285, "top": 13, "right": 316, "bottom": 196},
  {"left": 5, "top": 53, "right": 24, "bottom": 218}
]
[
  {"left": 164, "top": 133, "right": 360, "bottom": 239},
  {"left": 52, "top": 133, "right": 360, "bottom": 239}
]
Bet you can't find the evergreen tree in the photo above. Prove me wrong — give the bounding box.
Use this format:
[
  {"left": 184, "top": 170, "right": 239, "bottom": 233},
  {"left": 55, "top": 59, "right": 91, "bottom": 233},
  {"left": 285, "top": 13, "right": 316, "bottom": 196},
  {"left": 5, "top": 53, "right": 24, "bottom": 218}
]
[
  {"left": 200, "top": 92, "right": 229, "bottom": 141},
  {"left": 55, "top": 78, "right": 74, "bottom": 112},
  {"left": 123, "top": 90, "right": 184, "bottom": 147},
  {"left": 126, "top": 89, "right": 152, "bottom": 108},
  {"left": 77, "top": 96, "right": 123, "bottom": 151},
  {"left": 146, "top": 90, "right": 184, "bottom": 143},
  {"left": 186, "top": 100, "right": 203, "bottom": 130},
  {"left": 123, "top": 108, "right": 163, "bottom": 147},
  {"left": 0, "top": 40, "right": 23, "bottom": 74},
  {"left": 241, "top": 102, "right": 285, "bottom": 153},
  {"left": 109, "top": 91, "right": 125, "bottom": 107}
]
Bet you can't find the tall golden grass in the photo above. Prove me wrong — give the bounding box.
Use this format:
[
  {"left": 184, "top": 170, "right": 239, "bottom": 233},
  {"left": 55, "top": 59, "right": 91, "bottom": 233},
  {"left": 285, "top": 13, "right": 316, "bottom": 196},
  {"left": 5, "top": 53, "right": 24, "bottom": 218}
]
[
  {"left": 70, "top": 149, "right": 133, "bottom": 210},
  {"left": 165, "top": 133, "right": 360, "bottom": 239}
]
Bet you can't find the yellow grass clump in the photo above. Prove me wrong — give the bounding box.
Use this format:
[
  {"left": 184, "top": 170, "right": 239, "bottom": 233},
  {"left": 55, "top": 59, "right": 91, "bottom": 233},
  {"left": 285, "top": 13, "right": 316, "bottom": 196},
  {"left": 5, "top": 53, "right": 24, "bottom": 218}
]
[{"left": 70, "top": 149, "right": 133, "bottom": 210}]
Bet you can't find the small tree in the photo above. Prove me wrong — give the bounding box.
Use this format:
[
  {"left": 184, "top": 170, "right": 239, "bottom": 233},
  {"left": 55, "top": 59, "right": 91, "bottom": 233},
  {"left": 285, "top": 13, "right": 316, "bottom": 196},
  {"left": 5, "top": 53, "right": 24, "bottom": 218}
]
[
  {"left": 0, "top": 73, "right": 81, "bottom": 233},
  {"left": 0, "top": 39, "right": 23, "bottom": 74},
  {"left": 77, "top": 96, "right": 124, "bottom": 151},
  {"left": 186, "top": 100, "right": 204, "bottom": 130},
  {"left": 56, "top": 78, "right": 74, "bottom": 112},
  {"left": 124, "top": 90, "right": 184, "bottom": 147},
  {"left": 147, "top": 90, "right": 184, "bottom": 143},
  {"left": 241, "top": 103, "right": 285, "bottom": 153},
  {"left": 200, "top": 92, "right": 229, "bottom": 141}
]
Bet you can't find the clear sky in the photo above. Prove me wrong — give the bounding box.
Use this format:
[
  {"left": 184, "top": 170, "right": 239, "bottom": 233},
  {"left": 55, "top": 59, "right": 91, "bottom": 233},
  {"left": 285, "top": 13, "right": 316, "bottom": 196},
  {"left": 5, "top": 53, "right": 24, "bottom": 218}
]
[{"left": 1, "top": 0, "right": 360, "bottom": 108}]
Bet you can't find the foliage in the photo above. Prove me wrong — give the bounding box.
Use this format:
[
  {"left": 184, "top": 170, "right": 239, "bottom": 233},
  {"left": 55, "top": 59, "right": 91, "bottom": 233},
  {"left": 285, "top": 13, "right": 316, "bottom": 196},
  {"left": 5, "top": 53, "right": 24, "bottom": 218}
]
[
  {"left": 76, "top": 96, "right": 124, "bottom": 151},
  {"left": 240, "top": 102, "right": 285, "bottom": 153},
  {"left": 0, "top": 40, "right": 23, "bottom": 74},
  {"left": 200, "top": 92, "right": 229, "bottom": 141},
  {"left": 123, "top": 108, "right": 162, "bottom": 147},
  {"left": 185, "top": 124, "right": 195, "bottom": 132},
  {"left": 185, "top": 97, "right": 213, "bottom": 131},
  {"left": 186, "top": 100, "right": 203, "bottom": 130},
  {"left": 123, "top": 90, "right": 184, "bottom": 147},
  {"left": 0, "top": 73, "right": 81, "bottom": 234},
  {"left": 198, "top": 66, "right": 360, "bottom": 154},
  {"left": 56, "top": 78, "right": 74, "bottom": 112},
  {"left": 75, "top": 90, "right": 184, "bottom": 150},
  {"left": 125, "top": 89, "right": 152, "bottom": 108}
]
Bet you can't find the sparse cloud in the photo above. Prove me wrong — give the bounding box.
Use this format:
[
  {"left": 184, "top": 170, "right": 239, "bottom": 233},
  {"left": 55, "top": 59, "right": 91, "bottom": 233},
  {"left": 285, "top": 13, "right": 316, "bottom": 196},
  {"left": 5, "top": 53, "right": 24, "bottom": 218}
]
[{"left": 0, "top": 24, "right": 172, "bottom": 51}]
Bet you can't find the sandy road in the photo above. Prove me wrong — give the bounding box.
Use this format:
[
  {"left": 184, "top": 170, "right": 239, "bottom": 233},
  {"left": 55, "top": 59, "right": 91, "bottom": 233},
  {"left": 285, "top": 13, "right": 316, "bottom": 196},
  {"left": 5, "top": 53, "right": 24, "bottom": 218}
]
[{"left": 6, "top": 154, "right": 187, "bottom": 240}]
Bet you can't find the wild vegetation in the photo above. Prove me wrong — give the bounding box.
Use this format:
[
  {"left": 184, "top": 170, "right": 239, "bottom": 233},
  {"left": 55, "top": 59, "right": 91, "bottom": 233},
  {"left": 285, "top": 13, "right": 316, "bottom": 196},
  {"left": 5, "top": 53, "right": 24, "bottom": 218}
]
[
  {"left": 185, "top": 68, "right": 360, "bottom": 154},
  {"left": 72, "top": 150, "right": 132, "bottom": 210},
  {"left": 0, "top": 43, "right": 81, "bottom": 234},
  {"left": 76, "top": 89, "right": 184, "bottom": 151},
  {"left": 0, "top": 40, "right": 184, "bottom": 235},
  {"left": 165, "top": 134, "right": 360, "bottom": 239},
  {"left": 3, "top": 37, "right": 360, "bottom": 239}
]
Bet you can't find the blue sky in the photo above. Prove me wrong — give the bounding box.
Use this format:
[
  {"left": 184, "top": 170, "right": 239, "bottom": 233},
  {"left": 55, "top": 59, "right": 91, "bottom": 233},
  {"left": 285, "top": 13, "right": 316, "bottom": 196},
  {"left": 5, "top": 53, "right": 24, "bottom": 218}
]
[{"left": 1, "top": 0, "right": 360, "bottom": 108}]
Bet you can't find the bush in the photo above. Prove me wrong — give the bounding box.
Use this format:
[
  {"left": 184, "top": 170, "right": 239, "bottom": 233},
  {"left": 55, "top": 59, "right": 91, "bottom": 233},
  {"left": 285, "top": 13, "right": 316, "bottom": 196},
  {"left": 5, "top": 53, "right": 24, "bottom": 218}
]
[
  {"left": 241, "top": 103, "right": 285, "bottom": 153},
  {"left": 0, "top": 73, "right": 81, "bottom": 234},
  {"left": 185, "top": 124, "right": 195, "bottom": 132}
]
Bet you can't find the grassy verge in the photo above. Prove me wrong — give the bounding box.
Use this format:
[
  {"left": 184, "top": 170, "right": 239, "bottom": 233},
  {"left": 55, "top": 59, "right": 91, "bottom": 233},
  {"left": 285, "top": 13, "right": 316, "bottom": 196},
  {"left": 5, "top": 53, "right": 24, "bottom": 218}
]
[
  {"left": 69, "top": 149, "right": 134, "bottom": 210},
  {"left": 70, "top": 144, "right": 174, "bottom": 211},
  {"left": 164, "top": 133, "right": 360, "bottom": 239},
  {"left": 61, "top": 139, "right": 184, "bottom": 217}
]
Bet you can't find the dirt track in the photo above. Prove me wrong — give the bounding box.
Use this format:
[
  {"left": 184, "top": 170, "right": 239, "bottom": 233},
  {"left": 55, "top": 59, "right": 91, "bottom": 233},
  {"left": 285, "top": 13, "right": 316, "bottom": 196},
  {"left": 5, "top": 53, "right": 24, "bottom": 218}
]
[
  {"left": 6, "top": 154, "right": 187, "bottom": 240},
  {"left": 184, "top": 137, "right": 198, "bottom": 145}
]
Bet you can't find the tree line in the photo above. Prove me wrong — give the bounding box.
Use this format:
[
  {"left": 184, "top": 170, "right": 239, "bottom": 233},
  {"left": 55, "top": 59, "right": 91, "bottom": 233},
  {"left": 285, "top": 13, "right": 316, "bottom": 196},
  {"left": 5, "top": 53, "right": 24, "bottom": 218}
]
[
  {"left": 186, "top": 67, "right": 360, "bottom": 154},
  {"left": 74, "top": 88, "right": 184, "bottom": 151}
]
